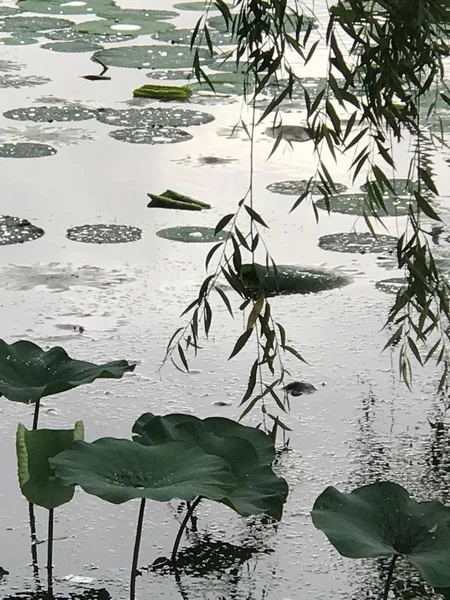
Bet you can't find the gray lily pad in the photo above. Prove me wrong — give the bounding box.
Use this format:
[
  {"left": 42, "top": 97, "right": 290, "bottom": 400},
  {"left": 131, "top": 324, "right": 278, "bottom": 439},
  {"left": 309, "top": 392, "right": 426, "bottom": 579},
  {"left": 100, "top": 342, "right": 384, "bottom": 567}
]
[
  {"left": 67, "top": 224, "right": 142, "bottom": 244},
  {"left": 0, "top": 16, "right": 73, "bottom": 33},
  {"left": 318, "top": 232, "right": 398, "bottom": 254},
  {"left": 360, "top": 178, "right": 418, "bottom": 196},
  {"left": 109, "top": 127, "right": 192, "bottom": 144},
  {"left": 375, "top": 278, "right": 407, "bottom": 294},
  {"left": 95, "top": 7, "right": 179, "bottom": 20},
  {"left": 75, "top": 18, "right": 175, "bottom": 37},
  {"left": 315, "top": 193, "right": 417, "bottom": 216},
  {"left": 0, "top": 216, "right": 44, "bottom": 245},
  {"left": 0, "top": 74, "right": 51, "bottom": 88},
  {"left": 146, "top": 69, "right": 191, "bottom": 81},
  {"left": 240, "top": 263, "right": 352, "bottom": 296},
  {"left": 0, "top": 7, "right": 21, "bottom": 16},
  {"left": 266, "top": 180, "right": 348, "bottom": 196},
  {"left": 189, "top": 71, "right": 252, "bottom": 95},
  {"left": 4, "top": 105, "right": 97, "bottom": 122},
  {"left": 152, "top": 27, "right": 233, "bottom": 45},
  {"left": 173, "top": 1, "right": 225, "bottom": 9},
  {"left": 156, "top": 226, "right": 228, "bottom": 242},
  {"left": 0, "top": 143, "right": 56, "bottom": 158},
  {"left": 44, "top": 27, "right": 130, "bottom": 43},
  {"left": 0, "top": 33, "right": 39, "bottom": 45},
  {"left": 41, "top": 40, "right": 103, "bottom": 52},
  {"left": 17, "top": 0, "right": 116, "bottom": 15},
  {"left": 93, "top": 45, "right": 212, "bottom": 69},
  {"left": 96, "top": 107, "right": 214, "bottom": 128}
]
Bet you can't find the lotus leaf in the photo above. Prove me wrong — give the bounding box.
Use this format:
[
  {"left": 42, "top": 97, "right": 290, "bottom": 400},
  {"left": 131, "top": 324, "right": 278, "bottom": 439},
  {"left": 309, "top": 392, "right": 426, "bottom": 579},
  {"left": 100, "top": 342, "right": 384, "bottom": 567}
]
[
  {"left": 109, "top": 127, "right": 192, "bottom": 144},
  {"left": 360, "top": 178, "right": 419, "bottom": 196},
  {"left": 75, "top": 18, "right": 175, "bottom": 37},
  {"left": 173, "top": 1, "right": 227, "bottom": 10},
  {"left": 146, "top": 69, "right": 191, "bottom": 81},
  {"left": 0, "top": 7, "right": 21, "bottom": 16},
  {"left": 44, "top": 27, "right": 129, "bottom": 43},
  {"left": 93, "top": 45, "right": 212, "bottom": 70},
  {"left": 0, "top": 339, "right": 135, "bottom": 404},
  {"left": 42, "top": 40, "right": 103, "bottom": 53},
  {"left": 189, "top": 72, "right": 252, "bottom": 95},
  {"left": 96, "top": 107, "right": 214, "bottom": 128},
  {"left": 95, "top": 7, "right": 178, "bottom": 20},
  {"left": 50, "top": 437, "right": 236, "bottom": 504},
  {"left": 156, "top": 226, "right": 228, "bottom": 241},
  {"left": 315, "top": 193, "right": 417, "bottom": 216},
  {"left": 16, "top": 422, "right": 84, "bottom": 509},
  {"left": 312, "top": 481, "right": 450, "bottom": 588},
  {"left": 4, "top": 105, "right": 97, "bottom": 122},
  {"left": 266, "top": 179, "right": 348, "bottom": 196},
  {"left": 0, "top": 16, "right": 73, "bottom": 33},
  {"left": 0, "top": 216, "right": 44, "bottom": 245},
  {"left": 151, "top": 27, "right": 234, "bottom": 45},
  {"left": 375, "top": 278, "right": 407, "bottom": 294},
  {"left": 318, "top": 232, "right": 397, "bottom": 254},
  {"left": 0, "top": 142, "right": 56, "bottom": 158},
  {"left": 133, "top": 84, "right": 192, "bottom": 100},
  {"left": 0, "top": 33, "right": 39, "bottom": 45},
  {"left": 16, "top": 0, "right": 117, "bottom": 15},
  {"left": 67, "top": 224, "right": 142, "bottom": 243}
]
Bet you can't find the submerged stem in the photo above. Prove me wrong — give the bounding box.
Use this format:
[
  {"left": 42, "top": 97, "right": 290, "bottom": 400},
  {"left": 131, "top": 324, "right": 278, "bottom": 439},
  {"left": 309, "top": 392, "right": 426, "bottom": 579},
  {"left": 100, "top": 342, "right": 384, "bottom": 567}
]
[
  {"left": 47, "top": 508, "right": 54, "bottom": 598},
  {"left": 32, "top": 399, "right": 40, "bottom": 430},
  {"left": 383, "top": 554, "right": 398, "bottom": 600},
  {"left": 171, "top": 497, "right": 201, "bottom": 566},
  {"left": 130, "top": 498, "right": 146, "bottom": 600},
  {"left": 28, "top": 502, "right": 41, "bottom": 588}
]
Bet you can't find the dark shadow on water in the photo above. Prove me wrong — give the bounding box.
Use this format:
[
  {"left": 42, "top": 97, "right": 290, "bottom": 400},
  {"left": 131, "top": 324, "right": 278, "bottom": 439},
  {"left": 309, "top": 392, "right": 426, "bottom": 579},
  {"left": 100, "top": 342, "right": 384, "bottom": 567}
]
[{"left": 2, "top": 589, "right": 111, "bottom": 600}]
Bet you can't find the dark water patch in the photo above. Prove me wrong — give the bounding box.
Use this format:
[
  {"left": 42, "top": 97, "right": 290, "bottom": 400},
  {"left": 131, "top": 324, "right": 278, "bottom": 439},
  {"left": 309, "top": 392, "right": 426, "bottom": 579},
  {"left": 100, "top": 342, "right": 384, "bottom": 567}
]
[
  {"left": 93, "top": 45, "right": 212, "bottom": 69},
  {"left": 67, "top": 224, "right": 142, "bottom": 244},
  {"left": 0, "top": 142, "right": 56, "bottom": 158},
  {"left": 4, "top": 105, "right": 97, "bottom": 122},
  {"left": 96, "top": 107, "right": 214, "bottom": 128},
  {"left": 0, "top": 59, "right": 22, "bottom": 72},
  {"left": 266, "top": 179, "right": 348, "bottom": 196},
  {"left": 109, "top": 127, "right": 192, "bottom": 144},
  {"left": 318, "top": 232, "right": 397, "bottom": 254},
  {"left": 0, "top": 216, "right": 44, "bottom": 245},
  {"left": 156, "top": 226, "right": 227, "bottom": 242}
]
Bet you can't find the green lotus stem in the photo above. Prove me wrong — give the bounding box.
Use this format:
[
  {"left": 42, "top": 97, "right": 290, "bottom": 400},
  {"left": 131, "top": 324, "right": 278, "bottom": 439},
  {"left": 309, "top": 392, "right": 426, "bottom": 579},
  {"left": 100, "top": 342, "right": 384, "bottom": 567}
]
[
  {"left": 32, "top": 399, "right": 40, "bottom": 430},
  {"left": 171, "top": 496, "right": 202, "bottom": 566},
  {"left": 130, "top": 498, "right": 146, "bottom": 600},
  {"left": 383, "top": 554, "right": 398, "bottom": 600},
  {"left": 47, "top": 508, "right": 54, "bottom": 597},
  {"left": 28, "top": 502, "right": 41, "bottom": 588}
]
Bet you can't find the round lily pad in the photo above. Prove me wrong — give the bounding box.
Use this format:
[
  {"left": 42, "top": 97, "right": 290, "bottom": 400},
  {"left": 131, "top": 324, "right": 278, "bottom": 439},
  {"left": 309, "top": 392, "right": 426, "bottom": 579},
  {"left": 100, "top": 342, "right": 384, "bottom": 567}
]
[
  {"left": 95, "top": 7, "right": 179, "bottom": 20},
  {"left": 318, "top": 232, "right": 397, "bottom": 254},
  {"left": 173, "top": 1, "right": 225, "bottom": 10},
  {"left": 44, "top": 27, "right": 130, "bottom": 43},
  {"left": 0, "top": 16, "right": 73, "bottom": 33},
  {"left": 0, "top": 74, "right": 51, "bottom": 88},
  {"left": 41, "top": 39, "right": 103, "bottom": 52},
  {"left": 109, "top": 127, "right": 193, "bottom": 144},
  {"left": 147, "top": 69, "right": 191, "bottom": 81},
  {"left": 266, "top": 180, "right": 348, "bottom": 196},
  {"left": 152, "top": 27, "right": 233, "bottom": 45},
  {"left": 0, "top": 216, "right": 44, "bottom": 245},
  {"left": 0, "top": 33, "right": 39, "bottom": 45},
  {"left": 375, "top": 277, "right": 407, "bottom": 294},
  {"left": 240, "top": 263, "right": 352, "bottom": 297},
  {"left": 189, "top": 71, "right": 252, "bottom": 95},
  {"left": 93, "top": 45, "right": 212, "bottom": 70},
  {"left": 360, "top": 178, "right": 418, "bottom": 196},
  {"left": 0, "top": 143, "right": 56, "bottom": 158},
  {"left": 0, "top": 7, "right": 22, "bottom": 16},
  {"left": 14, "top": 0, "right": 114, "bottom": 14},
  {"left": 315, "top": 193, "right": 417, "bottom": 217},
  {"left": 4, "top": 105, "right": 97, "bottom": 122},
  {"left": 156, "top": 226, "right": 228, "bottom": 243},
  {"left": 96, "top": 107, "right": 214, "bottom": 128},
  {"left": 75, "top": 18, "right": 175, "bottom": 37},
  {"left": 67, "top": 224, "right": 142, "bottom": 244}
]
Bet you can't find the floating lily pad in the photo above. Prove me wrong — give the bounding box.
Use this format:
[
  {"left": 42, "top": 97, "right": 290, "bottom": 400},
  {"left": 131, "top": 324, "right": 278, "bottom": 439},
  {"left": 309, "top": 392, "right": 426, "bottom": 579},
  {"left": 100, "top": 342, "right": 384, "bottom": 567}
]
[
  {"left": 0, "top": 216, "right": 44, "bottom": 245},
  {"left": 93, "top": 45, "right": 212, "bottom": 70},
  {"left": 44, "top": 27, "right": 130, "bottom": 43},
  {"left": 41, "top": 40, "right": 103, "bottom": 52},
  {"left": 67, "top": 224, "right": 142, "bottom": 244},
  {"left": 240, "top": 263, "right": 352, "bottom": 296},
  {"left": 209, "top": 58, "right": 250, "bottom": 73},
  {"left": 16, "top": 0, "right": 116, "bottom": 15},
  {"left": 96, "top": 107, "right": 214, "bottom": 128},
  {"left": 375, "top": 277, "right": 407, "bottom": 294},
  {"left": 0, "top": 74, "right": 51, "bottom": 88},
  {"left": 0, "top": 143, "right": 56, "bottom": 158},
  {"left": 0, "top": 7, "right": 21, "bottom": 16},
  {"left": 173, "top": 1, "right": 226, "bottom": 10},
  {"left": 152, "top": 26, "right": 233, "bottom": 45},
  {"left": 95, "top": 6, "right": 179, "bottom": 20},
  {"left": 146, "top": 69, "right": 191, "bottom": 81},
  {"left": 360, "top": 178, "right": 418, "bottom": 196},
  {"left": 318, "top": 232, "right": 397, "bottom": 254},
  {"left": 0, "top": 16, "right": 73, "bottom": 33},
  {"left": 315, "top": 193, "right": 417, "bottom": 216},
  {"left": 76, "top": 18, "right": 175, "bottom": 37},
  {"left": 133, "top": 84, "right": 192, "bottom": 101},
  {"left": 266, "top": 180, "right": 348, "bottom": 196},
  {"left": 0, "top": 33, "right": 39, "bottom": 45},
  {"left": 109, "top": 127, "right": 192, "bottom": 144},
  {"left": 4, "top": 105, "right": 97, "bottom": 122},
  {"left": 189, "top": 71, "right": 252, "bottom": 95},
  {"left": 156, "top": 226, "right": 228, "bottom": 242}
]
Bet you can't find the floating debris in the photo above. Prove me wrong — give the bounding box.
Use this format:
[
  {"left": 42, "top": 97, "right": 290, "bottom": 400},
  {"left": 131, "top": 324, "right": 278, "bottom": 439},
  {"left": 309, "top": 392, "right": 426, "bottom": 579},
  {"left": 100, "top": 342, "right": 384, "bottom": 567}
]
[
  {"left": 133, "top": 84, "right": 192, "bottom": 101},
  {"left": 283, "top": 382, "right": 317, "bottom": 396}
]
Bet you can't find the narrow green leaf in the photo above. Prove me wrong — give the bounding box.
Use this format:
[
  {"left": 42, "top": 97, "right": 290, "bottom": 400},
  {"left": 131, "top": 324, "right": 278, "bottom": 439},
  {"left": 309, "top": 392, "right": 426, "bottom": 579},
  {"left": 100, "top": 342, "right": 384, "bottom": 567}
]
[{"left": 229, "top": 328, "right": 253, "bottom": 360}]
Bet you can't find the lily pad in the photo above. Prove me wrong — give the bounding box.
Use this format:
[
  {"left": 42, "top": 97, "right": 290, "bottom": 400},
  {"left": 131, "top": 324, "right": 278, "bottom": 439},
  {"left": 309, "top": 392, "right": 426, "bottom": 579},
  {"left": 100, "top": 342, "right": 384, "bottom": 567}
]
[
  {"left": 315, "top": 193, "right": 417, "bottom": 216},
  {"left": 173, "top": 1, "right": 225, "bottom": 9},
  {"left": 109, "top": 127, "right": 192, "bottom": 144},
  {"left": 0, "top": 7, "right": 21, "bottom": 16},
  {"left": 4, "top": 105, "right": 97, "bottom": 123},
  {"left": 318, "top": 232, "right": 398, "bottom": 254},
  {"left": 0, "top": 33, "right": 39, "bottom": 45},
  {"left": 16, "top": 422, "right": 84, "bottom": 510},
  {"left": 0, "top": 142, "right": 56, "bottom": 158},
  {"left": 0, "top": 216, "right": 44, "bottom": 245},
  {"left": 0, "top": 339, "right": 135, "bottom": 404},
  {"left": 156, "top": 226, "right": 228, "bottom": 242},
  {"left": 95, "top": 7, "right": 179, "bottom": 20},
  {"left": 0, "top": 16, "right": 73, "bottom": 33},
  {"left": 44, "top": 27, "right": 129, "bottom": 43},
  {"left": 75, "top": 18, "right": 175, "bottom": 37},
  {"left": 51, "top": 437, "right": 236, "bottom": 504},
  {"left": 240, "top": 263, "right": 352, "bottom": 296},
  {"left": 96, "top": 107, "right": 214, "bottom": 128},
  {"left": 189, "top": 71, "right": 252, "bottom": 95},
  {"left": 312, "top": 481, "right": 450, "bottom": 588},
  {"left": 152, "top": 27, "right": 233, "bottom": 45},
  {"left": 93, "top": 45, "right": 212, "bottom": 70},
  {"left": 266, "top": 180, "right": 348, "bottom": 196},
  {"left": 146, "top": 69, "right": 192, "bottom": 81},
  {"left": 0, "top": 74, "right": 51, "bottom": 88},
  {"left": 360, "top": 178, "right": 418, "bottom": 196},
  {"left": 133, "top": 84, "right": 192, "bottom": 101},
  {"left": 41, "top": 40, "right": 103, "bottom": 52},
  {"left": 16, "top": 0, "right": 117, "bottom": 15},
  {"left": 67, "top": 224, "right": 142, "bottom": 244},
  {"left": 375, "top": 278, "right": 407, "bottom": 294}
]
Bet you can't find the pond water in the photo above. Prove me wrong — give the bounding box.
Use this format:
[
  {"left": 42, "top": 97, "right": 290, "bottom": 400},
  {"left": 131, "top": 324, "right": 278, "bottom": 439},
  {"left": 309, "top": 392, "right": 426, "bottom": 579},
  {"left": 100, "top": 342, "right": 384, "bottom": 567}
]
[{"left": 1, "top": 1, "right": 450, "bottom": 599}]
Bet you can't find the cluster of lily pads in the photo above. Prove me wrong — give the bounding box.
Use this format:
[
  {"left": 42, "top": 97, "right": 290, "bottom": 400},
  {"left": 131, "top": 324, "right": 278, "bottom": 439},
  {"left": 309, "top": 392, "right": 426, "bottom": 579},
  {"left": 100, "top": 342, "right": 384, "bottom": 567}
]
[{"left": 2, "top": 339, "right": 450, "bottom": 599}]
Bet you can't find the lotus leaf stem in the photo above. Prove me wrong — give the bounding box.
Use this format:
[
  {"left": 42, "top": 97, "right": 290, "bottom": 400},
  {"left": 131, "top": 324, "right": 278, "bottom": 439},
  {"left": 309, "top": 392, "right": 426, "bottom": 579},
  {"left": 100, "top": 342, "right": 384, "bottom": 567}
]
[
  {"left": 171, "top": 496, "right": 202, "bottom": 566},
  {"left": 28, "top": 502, "right": 41, "bottom": 588},
  {"left": 383, "top": 554, "right": 398, "bottom": 600},
  {"left": 130, "top": 498, "right": 146, "bottom": 600},
  {"left": 47, "top": 508, "right": 54, "bottom": 597},
  {"left": 32, "top": 399, "right": 40, "bottom": 430}
]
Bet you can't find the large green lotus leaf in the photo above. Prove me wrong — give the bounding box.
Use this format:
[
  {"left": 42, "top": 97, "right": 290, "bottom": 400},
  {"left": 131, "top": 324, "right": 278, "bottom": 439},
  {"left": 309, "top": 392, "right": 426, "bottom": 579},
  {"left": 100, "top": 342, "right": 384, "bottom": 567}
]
[
  {"left": 312, "top": 481, "right": 450, "bottom": 588},
  {"left": 96, "top": 107, "right": 214, "bottom": 128},
  {"left": 50, "top": 437, "right": 235, "bottom": 504},
  {"left": 189, "top": 71, "right": 252, "bottom": 95},
  {"left": 173, "top": 1, "right": 226, "bottom": 9},
  {"left": 315, "top": 193, "right": 417, "bottom": 217},
  {"left": 41, "top": 40, "right": 103, "bottom": 53},
  {"left": 132, "top": 413, "right": 287, "bottom": 519},
  {"left": 16, "top": 0, "right": 117, "bottom": 15},
  {"left": 0, "top": 33, "right": 39, "bottom": 45},
  {"left": 318, "top": 232, "right": 397, "bottom": 254},
  {"left": 75, "top": 18, "right": 174, "bottom": 37},
  {"left": 0, "top": 339, "right": 135, "bottom": 404},
  {"left": 16, "top": 421, "right": 84, "bottom": 509},
  {"left": 152, "top": 27, "right": 233, "bottom": 46},
  {"left": 360, "top": 178, "right": 418, "bottom": 197},
  {"left": 93, "top": 45, "right": 212, "bottom": 69},
  {"left": 95, "top": 6, "right": 178, "bottom": 20},
  {"left": 0, "top": 7, "right": 21, "bottom": 16},
  {"left": 44, "top": 27, "right": 130, "bottom": 43},
  {"left": 0, "top": 16, "right": 73, "bottom": 33}
]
